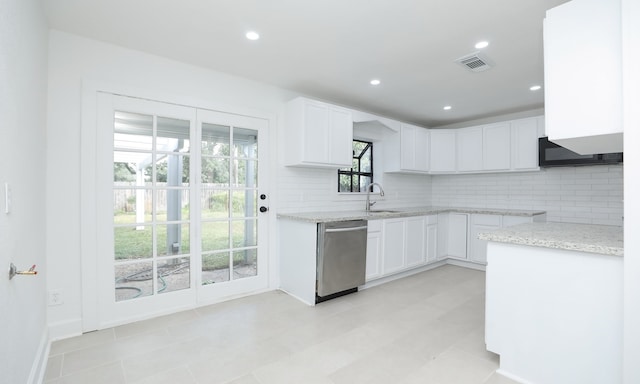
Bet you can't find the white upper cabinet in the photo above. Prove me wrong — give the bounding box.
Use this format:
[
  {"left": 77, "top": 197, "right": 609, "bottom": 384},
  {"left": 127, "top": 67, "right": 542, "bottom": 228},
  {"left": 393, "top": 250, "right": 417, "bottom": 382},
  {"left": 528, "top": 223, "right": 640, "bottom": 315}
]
[
  {"left": 385, "top": 123, "right": 430, "bottom": 173},
  {"left": 483, "top": 122, "right": 511, "bottom": 171},
  {"left": 429, "top": 129, "right": 457, "bottom": 173},
  {"left": 427, "top": 116, "right": 541, "bottom": 175},
  {"left": 457, "top": 127, "right": 484, "bottom": 172},
  {"left": 511, "top": 117, "right": 540, "bottom": 170},
  {"left": 544, "top": 0, "right": 622, "bottom": 154},
  {"left": 284, "top": 97, "right": 353, "bottom": 168}
]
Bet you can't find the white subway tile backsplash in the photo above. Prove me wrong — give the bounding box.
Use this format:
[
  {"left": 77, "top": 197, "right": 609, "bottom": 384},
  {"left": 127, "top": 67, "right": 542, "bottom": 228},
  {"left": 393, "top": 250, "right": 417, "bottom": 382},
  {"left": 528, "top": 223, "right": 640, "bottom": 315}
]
[
  {"left": 431, "top": 165, "right": 623, "bottom": 226},
  {"left": 277, "top": 162, "right": 623, "bottom": 226}
]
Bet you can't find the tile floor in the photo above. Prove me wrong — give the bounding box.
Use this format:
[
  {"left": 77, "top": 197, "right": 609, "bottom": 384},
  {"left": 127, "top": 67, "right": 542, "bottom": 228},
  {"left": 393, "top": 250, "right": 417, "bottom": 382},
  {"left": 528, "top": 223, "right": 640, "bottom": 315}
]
[{"left": 44, "top": 265, "right": 518, "bottom": 384}]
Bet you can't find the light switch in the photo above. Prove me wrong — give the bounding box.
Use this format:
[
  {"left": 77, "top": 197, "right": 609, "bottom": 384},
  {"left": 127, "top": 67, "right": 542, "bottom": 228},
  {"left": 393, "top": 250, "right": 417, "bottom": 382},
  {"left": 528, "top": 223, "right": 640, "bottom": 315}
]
[{"left": 4, "top": 182, "right": 10, "bottom": 214}]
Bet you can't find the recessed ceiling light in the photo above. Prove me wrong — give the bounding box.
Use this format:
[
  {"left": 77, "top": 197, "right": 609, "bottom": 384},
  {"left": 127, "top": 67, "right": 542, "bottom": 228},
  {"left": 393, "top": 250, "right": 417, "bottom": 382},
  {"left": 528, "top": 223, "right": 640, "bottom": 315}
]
[
  {"left": 246, "top": 31, "right": 260, "bottom": 41},
  {"left": 530, "top": 85, "right": 542, "bottom": 91},
  {"left": 443, "top": 105, "right": 452, "bottom": 110},
  {"left": 475, "top": 41, "right": 489, "bottom": 49},
  {"left": 370, "top": 79, "right": 381, "bottom": 86}
]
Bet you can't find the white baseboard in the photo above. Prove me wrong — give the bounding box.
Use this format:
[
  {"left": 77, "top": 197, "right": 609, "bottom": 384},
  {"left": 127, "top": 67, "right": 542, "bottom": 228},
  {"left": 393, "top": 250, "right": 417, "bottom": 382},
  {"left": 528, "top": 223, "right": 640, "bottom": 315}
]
[
  {"left": 28, "top": 327, "right": 49, "bottom": 384},
  {"left": 277, "top": 288, "right": 315, "bottom": 306},
  {"left": 362, "top": 260, "right": 448, "bottom": 290},
  {"left": 48, "top": 318, "right": 83, "bottom": 342},
  {"left": 495, "top": 369, "right": 532, "bottom": 384},
  {"left": 445, "top": 258, "right": 487, "bottom": 271}
]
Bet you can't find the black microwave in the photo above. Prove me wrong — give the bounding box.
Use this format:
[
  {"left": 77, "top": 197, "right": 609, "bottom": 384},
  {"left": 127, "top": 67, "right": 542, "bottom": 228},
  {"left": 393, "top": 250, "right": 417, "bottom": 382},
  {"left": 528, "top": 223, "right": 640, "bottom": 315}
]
[{"left": 538, "top": 137, "right": 623, "bottom": 167}]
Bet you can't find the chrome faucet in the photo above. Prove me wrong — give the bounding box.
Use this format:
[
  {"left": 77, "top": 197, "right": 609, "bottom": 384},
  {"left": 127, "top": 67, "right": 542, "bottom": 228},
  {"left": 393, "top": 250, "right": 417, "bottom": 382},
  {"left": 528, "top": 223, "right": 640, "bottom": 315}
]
[{"left": 364, "top": 182, "right": 385, "bottom": 212}]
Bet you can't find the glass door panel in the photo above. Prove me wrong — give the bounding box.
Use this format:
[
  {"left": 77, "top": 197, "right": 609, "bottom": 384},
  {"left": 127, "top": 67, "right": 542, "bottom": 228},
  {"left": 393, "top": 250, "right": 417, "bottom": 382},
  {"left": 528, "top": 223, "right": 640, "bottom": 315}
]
[
  {"left": 200, "top": 122, "right": 260, "bottom": 284},
  {"left": 112, "top": 108, "right": 193, "bottom": 303},
  {"left": 197, "top": 110, "right": 267, "bottom": 301}
]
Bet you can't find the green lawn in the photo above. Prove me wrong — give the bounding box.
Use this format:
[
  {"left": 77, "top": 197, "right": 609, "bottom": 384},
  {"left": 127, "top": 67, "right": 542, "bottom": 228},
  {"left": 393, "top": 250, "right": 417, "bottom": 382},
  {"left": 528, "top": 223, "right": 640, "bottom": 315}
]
[{"left": 113, "top": 210, "right": 256, "bottom": 270}]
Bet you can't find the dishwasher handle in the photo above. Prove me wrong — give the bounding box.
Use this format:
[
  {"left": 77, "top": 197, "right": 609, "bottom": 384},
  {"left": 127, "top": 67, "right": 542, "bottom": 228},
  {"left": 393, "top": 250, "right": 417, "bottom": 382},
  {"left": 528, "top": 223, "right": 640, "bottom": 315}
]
[{"left": 325, "top": 225, "right": 368, "bottom": 233}]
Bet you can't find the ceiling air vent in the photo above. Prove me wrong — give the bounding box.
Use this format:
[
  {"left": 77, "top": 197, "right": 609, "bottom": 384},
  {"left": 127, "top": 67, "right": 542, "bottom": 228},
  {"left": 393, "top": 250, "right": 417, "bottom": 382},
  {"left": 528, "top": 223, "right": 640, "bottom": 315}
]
[{"left": 455, "top": 52, "right": 493, "bottom": 72}]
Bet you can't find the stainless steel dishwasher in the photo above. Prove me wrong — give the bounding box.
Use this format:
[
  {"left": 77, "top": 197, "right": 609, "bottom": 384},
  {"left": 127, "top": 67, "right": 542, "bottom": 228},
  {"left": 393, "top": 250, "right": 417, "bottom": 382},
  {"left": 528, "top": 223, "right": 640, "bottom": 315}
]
[{"left": 316, "top": 220, "right": 368, "bottom": 303}]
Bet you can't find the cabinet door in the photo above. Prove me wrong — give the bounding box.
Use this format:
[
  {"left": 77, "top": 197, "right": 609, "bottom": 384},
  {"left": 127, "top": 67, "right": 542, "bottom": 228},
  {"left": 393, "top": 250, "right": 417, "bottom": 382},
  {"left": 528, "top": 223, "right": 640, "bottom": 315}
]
[
  {"left": 400, "top": 124, "right": 417, "bottom": 170},
  {"left": 437, "top": 213, "right": 449, "bottom": 259},
  {"left": 285, "top": 97, "right": 352, "bottom": 168},
  {"left": 447, "top": 213, "right": 468, "bottom": 259},
  {"left": 544, "top": 0, "right": 622, "bottom": 154},
  {"left": 483, "top": 123, "right": 511, "bottom": 171},
  {"left": 426, "top": 224, "right": 438, "bottom": 263},
  {"left": 398, "top": 124, "right": 429, "bottom": 172},
  {"left": 470, "top": 215, "right": 501, "bottom": 264},
  {"left": 328, "top": 106, "right": 353, "bottom": 166},
  {"left": 405, "top": 217, "right": 426, "bottom": 268},
  {"left": 382, "top": 218, "right": 405, "bottom": 275},
  {"left": 302, "top": 101, "right": 329, "bottom": 164},
  {"left": 511, "top": 118, "right": 539, "bottom": 170},
  {"left": 414, "top": 127, "right": 429, "bottom": 171},
  {"left": 430, "top": 130, "right": 456, "bottom": 173},
  {"left": 457, "top": 127, "right": 483, "bottom": 172},
  {"left": 366, "top": 229, "right": 382, "bottom": 281}
]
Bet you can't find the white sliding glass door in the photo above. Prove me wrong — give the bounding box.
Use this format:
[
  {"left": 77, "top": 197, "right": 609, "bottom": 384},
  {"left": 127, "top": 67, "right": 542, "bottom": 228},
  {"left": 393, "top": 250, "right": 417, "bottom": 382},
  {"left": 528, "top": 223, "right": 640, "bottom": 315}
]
[{"left": 93, "top": 93, "right": 269, "bottom": 328}]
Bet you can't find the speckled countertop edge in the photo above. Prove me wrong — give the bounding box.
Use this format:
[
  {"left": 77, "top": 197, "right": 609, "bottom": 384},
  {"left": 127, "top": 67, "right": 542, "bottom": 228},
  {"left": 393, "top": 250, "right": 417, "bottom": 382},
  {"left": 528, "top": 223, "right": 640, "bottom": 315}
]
[
  {"left": 478, "top": 222, "right": 623, "bottom": 256},
  {"left": 277, "top": 206, "right": 546, "bottom": 223}
]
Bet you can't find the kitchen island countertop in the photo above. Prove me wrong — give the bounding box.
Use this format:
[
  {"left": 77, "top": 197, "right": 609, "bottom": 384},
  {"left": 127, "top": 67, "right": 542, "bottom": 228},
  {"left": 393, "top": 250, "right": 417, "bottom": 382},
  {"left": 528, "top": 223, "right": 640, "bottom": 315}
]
[{"left": 478, "top": 221, "right": 623, "bottom": 256}]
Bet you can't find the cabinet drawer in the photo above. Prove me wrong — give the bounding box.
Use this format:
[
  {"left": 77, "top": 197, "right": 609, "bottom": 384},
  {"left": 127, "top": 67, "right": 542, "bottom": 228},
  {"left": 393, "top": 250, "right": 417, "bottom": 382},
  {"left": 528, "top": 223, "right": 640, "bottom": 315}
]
[{"left": 472, "top": 214, "right": 502, "bottom": 226}]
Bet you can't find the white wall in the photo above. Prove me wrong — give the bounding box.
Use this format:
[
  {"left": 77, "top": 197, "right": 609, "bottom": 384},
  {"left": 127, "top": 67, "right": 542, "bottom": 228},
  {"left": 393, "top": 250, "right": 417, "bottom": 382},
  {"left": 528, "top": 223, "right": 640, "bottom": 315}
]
[
  {"left": 431, "top": 165, "right": 623, "bottom": 226},
  {"left": 622, "top": 0, "right": 640, "bottom": 381},
  {"left": 0, "top": 0, "right": 49, "bottom": 382},
  {"left": 46, "top": 30, "right": 296, "bottom": 337}
]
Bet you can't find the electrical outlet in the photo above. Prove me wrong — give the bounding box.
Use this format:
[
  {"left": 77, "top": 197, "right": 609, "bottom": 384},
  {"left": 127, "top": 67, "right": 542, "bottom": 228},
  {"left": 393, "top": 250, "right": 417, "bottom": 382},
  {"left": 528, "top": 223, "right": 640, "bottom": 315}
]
[{"left": 48, "top": 289, "right": 63, "bottom": 306}]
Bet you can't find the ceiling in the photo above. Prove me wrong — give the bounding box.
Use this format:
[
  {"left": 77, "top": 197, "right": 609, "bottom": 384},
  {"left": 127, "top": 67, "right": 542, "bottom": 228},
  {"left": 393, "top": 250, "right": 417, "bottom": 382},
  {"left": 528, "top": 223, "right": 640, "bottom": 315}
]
[{"left": 43, "top": 0, "right": 569, "bottom": 127}]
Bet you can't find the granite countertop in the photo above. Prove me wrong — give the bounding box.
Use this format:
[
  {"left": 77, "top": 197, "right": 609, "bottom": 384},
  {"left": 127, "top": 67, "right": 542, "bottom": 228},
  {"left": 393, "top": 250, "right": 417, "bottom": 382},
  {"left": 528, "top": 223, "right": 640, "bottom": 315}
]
[
  {"left": 478, "top": 222, "right": 623, "bottom": 256},
  {"left": 277, "top": 206, "right": 546, "bottom": 223}
]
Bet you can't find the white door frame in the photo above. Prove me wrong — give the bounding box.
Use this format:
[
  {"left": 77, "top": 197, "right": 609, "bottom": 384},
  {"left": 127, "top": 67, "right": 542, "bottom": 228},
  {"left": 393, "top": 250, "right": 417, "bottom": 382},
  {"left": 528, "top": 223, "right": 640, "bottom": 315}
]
[{"left": 80, "top": 81, "right": 277, "bottom": 332}]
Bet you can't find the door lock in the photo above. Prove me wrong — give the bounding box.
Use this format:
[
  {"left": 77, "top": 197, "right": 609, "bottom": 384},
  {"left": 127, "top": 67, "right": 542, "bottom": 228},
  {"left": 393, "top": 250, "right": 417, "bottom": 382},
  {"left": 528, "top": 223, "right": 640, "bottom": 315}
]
[{"left": 259, "top": 206, "right": 269, "bottom": 213}]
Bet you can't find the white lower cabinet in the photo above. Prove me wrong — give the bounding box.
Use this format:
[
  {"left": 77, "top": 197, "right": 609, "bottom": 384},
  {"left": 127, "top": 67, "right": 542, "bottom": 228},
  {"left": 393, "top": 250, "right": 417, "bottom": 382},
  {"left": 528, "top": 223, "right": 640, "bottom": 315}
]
[
  {"left": 438, "top": 212, "right": 544, "bottom": 265},
  {"left": 502, "top": 215, "right": 536, "bottom": 227},
  {"left": 469, "top": 214, "right": 501, "bottom": 264},
  {"left": 366, "top": 220, "right": 383, "bottom": 281},
  {"left": 426, "top": 217, "right": 438, "bottom": 263},
  {"left": 366, "top": 212, "right": 542, "bottom": 278},
  {"left": 405, "top": 216, "right": 426, "bottom": 268},
  {"left": 382, "top": 218, "right": 408, "bottom": 275},
  {"left": 366, "top": 215, "right": 437, "bottom": 281},
  {"left": 446, "top": 213, "right": 469, "bottom": 259}
]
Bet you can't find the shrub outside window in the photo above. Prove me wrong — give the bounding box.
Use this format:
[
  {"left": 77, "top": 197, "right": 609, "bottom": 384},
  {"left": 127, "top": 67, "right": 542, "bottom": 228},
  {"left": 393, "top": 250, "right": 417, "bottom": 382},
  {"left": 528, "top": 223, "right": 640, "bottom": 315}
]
[{"left": 338, "top": 140, "right": 373, "bottom": 192}]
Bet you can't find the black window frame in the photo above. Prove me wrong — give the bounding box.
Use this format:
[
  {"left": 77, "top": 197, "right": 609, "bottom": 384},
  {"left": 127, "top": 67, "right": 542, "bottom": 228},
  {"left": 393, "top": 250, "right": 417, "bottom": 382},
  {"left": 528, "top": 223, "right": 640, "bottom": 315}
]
[{"left": 338, "top": 139, "right": 374, "bottom": 193}]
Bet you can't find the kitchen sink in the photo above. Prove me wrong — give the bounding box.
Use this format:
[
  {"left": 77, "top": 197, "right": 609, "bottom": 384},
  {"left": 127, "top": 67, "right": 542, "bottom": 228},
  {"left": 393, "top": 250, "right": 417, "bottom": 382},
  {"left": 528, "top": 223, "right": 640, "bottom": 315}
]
[{"left": 367, "top": 209, "right": 401, "bottom": 214}]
